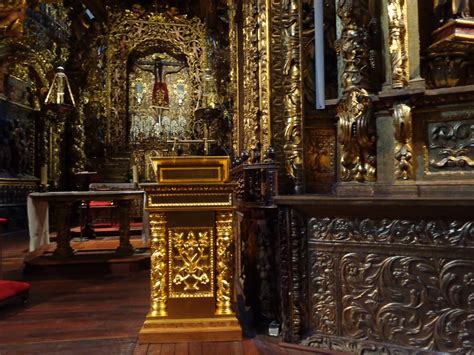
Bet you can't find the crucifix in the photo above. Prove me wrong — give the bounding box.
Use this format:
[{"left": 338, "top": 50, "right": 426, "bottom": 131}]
[{"left": 135, "top": 56, "right": 186, "bottom": 125}]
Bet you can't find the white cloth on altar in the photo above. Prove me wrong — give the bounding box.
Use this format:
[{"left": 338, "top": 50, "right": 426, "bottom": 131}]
[{"left": 27, "top": 195, "right": 50, "bottom": 252}]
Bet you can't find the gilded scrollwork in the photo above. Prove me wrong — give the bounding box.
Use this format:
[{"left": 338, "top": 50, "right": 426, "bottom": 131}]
[
  {"left": 387, "top": 0, "right": 408, "bottom": 89},
  {"left": 428, "top": 120, "right": 474, "bottom": 171},
  {"left": 168, "top": 228, "right": 213, "bottom": 298},
  {"left": 336, "top": 0, "right": 376, "bottom": 183},
  {"left": 309, "top": 217, "right": 474, "bottom": 246},
  {"left": 106, "top": 7, "right": 208, "bottom": 149},
  {"left": 227, "top": 0, "right": 238, "bottom": 154},
  {"left": 393, "top": 102, "right": 413, "bottom": 180},
  {"left": 215, "top": 211, "right": 234, "bottom": 315},
  {"left": 149, "top": 212, "right": 168, "bottom": 317}
]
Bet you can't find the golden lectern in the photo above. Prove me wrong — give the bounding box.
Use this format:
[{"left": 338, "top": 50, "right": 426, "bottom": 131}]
[{"left": 139, "top": 156, "right": 242, "bottom": 343}]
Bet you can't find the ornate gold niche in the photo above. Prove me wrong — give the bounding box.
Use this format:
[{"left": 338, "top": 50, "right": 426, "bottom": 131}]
[{"left": 105, "top": 8, "right": 209, "bottom": 150}]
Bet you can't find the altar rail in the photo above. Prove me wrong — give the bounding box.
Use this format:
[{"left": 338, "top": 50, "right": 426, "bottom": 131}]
[{"left": 275, "top": 196, "right": 474, "bottom": 354}]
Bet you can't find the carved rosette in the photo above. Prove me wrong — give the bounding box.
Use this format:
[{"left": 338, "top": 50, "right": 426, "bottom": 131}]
[
  {"left": 393, "top": 102, "right": 413, "bottom": 180},
  {"left": 336, "top": 0, "right": 376, "bottom": 183},
  {"left": 149, "top": 212, "right": 168, "bottom": 317},
  {"left": 215, "top": 211, "right": 234, "bottom": 315},
  {"left": 387, "top": 0, "right": 408, "bottom": 88}
]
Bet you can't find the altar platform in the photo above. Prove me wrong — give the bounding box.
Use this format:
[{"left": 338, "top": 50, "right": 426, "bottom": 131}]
[{"left": 24, "top": 234, "right": 151, "bottom": 277}]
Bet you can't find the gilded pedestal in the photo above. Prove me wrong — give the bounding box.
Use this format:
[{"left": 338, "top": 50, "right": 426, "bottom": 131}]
[{"left": 139, "top": 156, "right": 242, "bottom": 343}]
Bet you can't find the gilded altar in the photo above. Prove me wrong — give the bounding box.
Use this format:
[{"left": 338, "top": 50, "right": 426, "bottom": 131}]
[{"left": 139, "top": 156, "right": 241, "bottom": 343}]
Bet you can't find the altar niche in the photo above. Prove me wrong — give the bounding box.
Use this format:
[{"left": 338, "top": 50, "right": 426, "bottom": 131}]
[{"left": 128, "top": 52, "right": 191, "bottom": 145}]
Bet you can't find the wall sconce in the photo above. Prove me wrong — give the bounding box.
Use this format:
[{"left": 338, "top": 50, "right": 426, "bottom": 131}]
[{"left": 44, "top": 66, "right": 75, "bottom": 107}]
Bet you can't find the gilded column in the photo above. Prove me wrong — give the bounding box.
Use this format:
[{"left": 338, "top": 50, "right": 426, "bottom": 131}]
[
  {"left": 387, "top": 0, "right": 408, "bottom": 88},
  {"left": 215, "top": 211, "right": 234, "bottom": 315},
  {"left": 258, "top": 0, "right": 272, "bottom": 155},
  {"left": 336, "top": 0, "right": 376, "bottom": 183},
  {"left": 282, "top": 0, "right": 304, "bottom": 193},
  {"left": 242, "top": 0, "right": 260, "bottom": 153},
  {"left": 149, "top": 212, "right": 168, "bottom": 317},
  {"left": 228, "top": 0, "right": 239, "bottom": 154}
]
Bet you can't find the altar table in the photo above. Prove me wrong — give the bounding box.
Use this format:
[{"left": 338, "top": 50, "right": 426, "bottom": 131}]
[{"left": 27, "top": 191, "right": 144, "bottom": 258}]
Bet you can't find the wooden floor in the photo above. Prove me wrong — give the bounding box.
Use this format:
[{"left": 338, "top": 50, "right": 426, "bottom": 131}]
[{"left": 0, "top": 231, "right": 341, "bottom": 355}]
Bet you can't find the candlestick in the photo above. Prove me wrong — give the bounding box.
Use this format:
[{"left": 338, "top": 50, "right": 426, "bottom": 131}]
[
  {"left": 132, "top": 165, "right": 139, "bottom": 184},
  {"left": 40, "top": 165, "right": 48, "bottom": 186}
]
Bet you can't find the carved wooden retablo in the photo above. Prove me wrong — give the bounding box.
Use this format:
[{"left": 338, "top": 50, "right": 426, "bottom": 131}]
[{"left": 139, "top": 156, "right": 241, "bottom": 343}]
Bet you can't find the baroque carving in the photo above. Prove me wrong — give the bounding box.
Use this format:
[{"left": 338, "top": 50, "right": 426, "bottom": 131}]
[
  {"left": 310, "top": 251, "right": 337, "bottom": 335},
  {"left": 387, "top": 0, "right": 408, "bottom": 88},
  {"left": 336, "top": 0, "right": 376, "bottom": 183},
  {"left": 309, "top": 217, "right": 474, "bottom": 246},
  {"left": 304, "top": 129, "right": 336, "bottom": 187},
  {"left": 258, "top": 0, "right": 271, "bottom": 154},
  {"left": 215, "top": 211, "right": 234, "bottom": 315},
  {"left": 242, "top": 0, "right": 260, "bottom": 153},
  {"left": 341, "top": 253, "right": 474, "bottom": 352},
  {"left": 393, "top": 102, "right": 413, "bottom": 180},
  {"left": 227, "top": 0, "right": 238, "bottom": 154},
  {"left": 337, "top": 88, "right": 376, "bottom": 182},
  {"left": 168, "top": 228, "right": 213, "bottom": 298},
  {"left": 282, "top": 0, "right": 304, "bottom": 193},
  {"left": 428, "top": 120, "right": 474, "bottom": 171},
  {"left": 106, "top": 7, "right": 208, "bottom": 149},
  {"left": 278, "top": 207, "right": 307, "bottom": 342},
  {"left": 149, "top": 212, "right": 168, "bottom": 317}
]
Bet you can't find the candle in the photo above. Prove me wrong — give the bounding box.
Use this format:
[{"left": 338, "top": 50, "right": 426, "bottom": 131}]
[
  {"left": 40, "top": 165, "right": 48, "bottom": 186},
  {"left": 132, "top": 165, "right": 139, "bottom": 184}
]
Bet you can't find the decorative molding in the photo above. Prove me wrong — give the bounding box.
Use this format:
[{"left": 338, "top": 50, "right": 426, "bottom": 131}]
[
  {"left": 308, "top": 217, "right": 474, "bottom": 247},
  {"left": 393, "top": 102, "right": 413, "bottom": 180},
  {"left": 387, "top": 0, "right": 408, "bottom": 89}
]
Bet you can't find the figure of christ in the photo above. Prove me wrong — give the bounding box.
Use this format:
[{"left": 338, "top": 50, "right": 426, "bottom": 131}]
[{"left": 135, "top": 58, "right": 186, "bottom": 125}]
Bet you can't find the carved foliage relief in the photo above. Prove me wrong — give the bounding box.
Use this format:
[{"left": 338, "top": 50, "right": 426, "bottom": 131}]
[
  {"left": 428, "top": 120, "right": 474, "bottom": 172},
  {"left": 309, "top": 217, "right": 474, "bottom": 246},
  {"left": 310, "top": 251, "right": 337, "bottom": 335},
  {"left": 308, "top": 216, "right": 474, "bottom": 352},
  {"left": 304, "top": 129, "right": 336, "bottom": 188},
  {"left": 387, "top": 0, "right": 408, "bottom": 88},
  {"left": 341, "top": 254, "right": 474, "bottom": 352}
]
